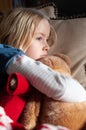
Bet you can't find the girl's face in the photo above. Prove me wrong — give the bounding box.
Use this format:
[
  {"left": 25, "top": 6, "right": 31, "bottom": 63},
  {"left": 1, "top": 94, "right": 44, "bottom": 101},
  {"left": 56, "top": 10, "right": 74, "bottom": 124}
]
[{"left": 25, "top": 19, "right": 50, "bottom": 60}]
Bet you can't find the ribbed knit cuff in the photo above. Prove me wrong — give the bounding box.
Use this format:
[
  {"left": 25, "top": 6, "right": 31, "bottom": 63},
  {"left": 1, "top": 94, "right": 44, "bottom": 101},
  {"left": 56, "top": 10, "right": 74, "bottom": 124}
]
[{"left": 6, "top": 72, "right": 30, "bottom": 95}]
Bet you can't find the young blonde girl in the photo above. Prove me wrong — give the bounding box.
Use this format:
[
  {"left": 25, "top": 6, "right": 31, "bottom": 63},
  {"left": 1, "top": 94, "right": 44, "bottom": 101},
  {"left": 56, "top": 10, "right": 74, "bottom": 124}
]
[
  {"left": 0, "top": 7, "right": 86, "bottom": 102},
  {"left": 0, "top": 7, "right": 56, "bottom": 51}
]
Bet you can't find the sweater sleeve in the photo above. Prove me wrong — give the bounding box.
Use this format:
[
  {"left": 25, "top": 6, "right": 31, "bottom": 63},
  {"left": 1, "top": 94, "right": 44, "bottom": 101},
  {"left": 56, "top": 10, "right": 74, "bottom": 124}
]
[
  {"left": 7, "top": 54, "right": 67, "bottom": 100},
  {"left": 6, "top": 55, "right": 86, "bottom": 102}
]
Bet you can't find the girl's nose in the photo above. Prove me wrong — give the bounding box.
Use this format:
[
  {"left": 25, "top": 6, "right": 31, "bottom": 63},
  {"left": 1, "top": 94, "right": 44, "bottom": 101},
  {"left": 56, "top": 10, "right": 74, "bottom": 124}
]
[{"left": 43, "top": 43, "right": 50, "bottom": 51}]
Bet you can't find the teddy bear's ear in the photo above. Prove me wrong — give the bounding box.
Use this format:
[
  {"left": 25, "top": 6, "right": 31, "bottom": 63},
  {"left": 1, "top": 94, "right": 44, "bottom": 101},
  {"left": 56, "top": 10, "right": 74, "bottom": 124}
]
[{"left": 53, "top": 53, "right": 71, "bottom": 68}]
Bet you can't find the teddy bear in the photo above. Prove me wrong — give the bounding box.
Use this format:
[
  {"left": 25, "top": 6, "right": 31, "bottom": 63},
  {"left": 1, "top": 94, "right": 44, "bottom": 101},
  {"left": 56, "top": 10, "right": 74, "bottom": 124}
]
[
  {"left": 3, "top": 53, "right": 86, "bottom": 130},
  {"left": 17, "top": 53, "right": 86, "bottom": 130}
]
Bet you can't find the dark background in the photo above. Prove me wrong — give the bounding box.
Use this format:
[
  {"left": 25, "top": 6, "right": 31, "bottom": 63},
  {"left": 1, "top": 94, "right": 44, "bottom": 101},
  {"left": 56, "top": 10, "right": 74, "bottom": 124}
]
[{"left": 22, "top": 0, "right": 86, "bottom": 18}]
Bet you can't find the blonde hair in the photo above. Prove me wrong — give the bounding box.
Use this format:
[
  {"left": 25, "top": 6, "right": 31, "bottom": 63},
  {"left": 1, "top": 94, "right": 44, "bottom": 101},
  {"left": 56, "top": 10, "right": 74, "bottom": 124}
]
[{"left": 0, "top": 7, "right": 57, "bottom": 52}]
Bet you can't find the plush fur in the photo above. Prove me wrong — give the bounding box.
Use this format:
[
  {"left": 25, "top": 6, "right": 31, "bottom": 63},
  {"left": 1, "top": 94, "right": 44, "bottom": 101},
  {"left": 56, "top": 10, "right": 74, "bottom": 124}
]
[{"left": 19, "top": 54, "right": 86, "bottom": 130}]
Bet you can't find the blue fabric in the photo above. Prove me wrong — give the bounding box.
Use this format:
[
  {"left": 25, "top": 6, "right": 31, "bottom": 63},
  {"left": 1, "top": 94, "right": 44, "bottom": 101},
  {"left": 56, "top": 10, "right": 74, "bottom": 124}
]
[{"left": 0, "top": 43, "right": 25, "bottom": 88}]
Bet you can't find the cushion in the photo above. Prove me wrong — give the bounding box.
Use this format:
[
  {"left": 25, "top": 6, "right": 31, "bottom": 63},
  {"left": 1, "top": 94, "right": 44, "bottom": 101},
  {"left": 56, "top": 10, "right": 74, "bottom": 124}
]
[{"left": 50, "top": 18, "right": 86, "bottom": 90}]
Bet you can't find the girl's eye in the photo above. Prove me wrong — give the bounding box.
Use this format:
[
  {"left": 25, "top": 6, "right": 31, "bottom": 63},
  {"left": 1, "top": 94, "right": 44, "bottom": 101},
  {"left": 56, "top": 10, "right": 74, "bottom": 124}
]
[
  {"left": 36, "top": 37, "right": 42, "bottom": 41},
  {"left": 47, "top": 38, "right": 49, "bottom": 42}
]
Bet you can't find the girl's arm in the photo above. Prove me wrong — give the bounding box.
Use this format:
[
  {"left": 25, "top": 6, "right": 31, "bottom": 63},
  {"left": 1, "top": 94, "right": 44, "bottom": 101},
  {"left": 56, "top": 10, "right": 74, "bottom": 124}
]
[
  {"left": 7, "top": 54, "right": 86, "bottom": 102},
  {"left": 7, "top": 54, "right": 66, "bottom": 100}
]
